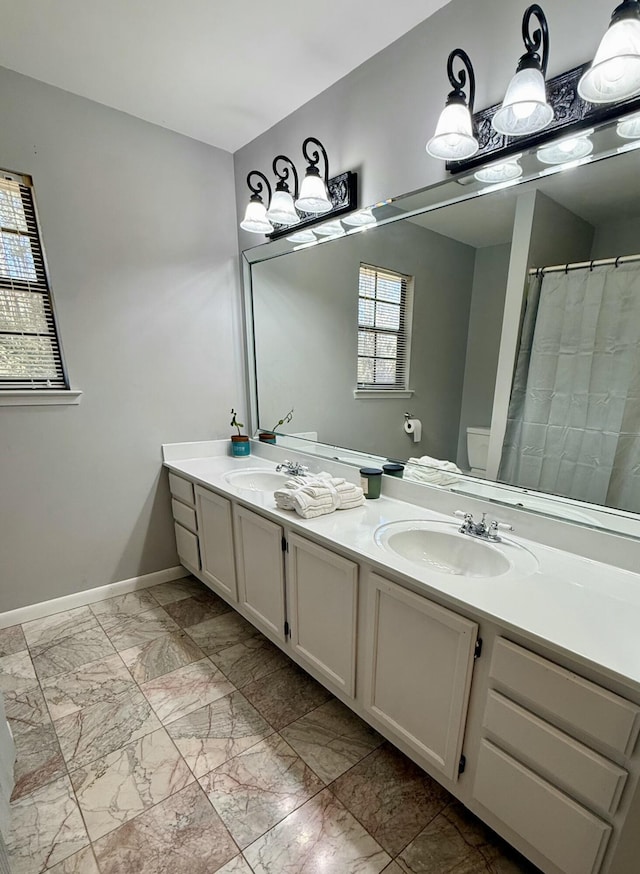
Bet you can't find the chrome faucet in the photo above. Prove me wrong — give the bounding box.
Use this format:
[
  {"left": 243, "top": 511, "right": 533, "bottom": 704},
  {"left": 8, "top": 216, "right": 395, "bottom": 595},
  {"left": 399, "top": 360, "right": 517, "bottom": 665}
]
[
  {"left": 275, "top": 459, "right": 309, "bottom": 476},
  {"left": 454, "top": 511, "right": 513, "bottom": 542}
]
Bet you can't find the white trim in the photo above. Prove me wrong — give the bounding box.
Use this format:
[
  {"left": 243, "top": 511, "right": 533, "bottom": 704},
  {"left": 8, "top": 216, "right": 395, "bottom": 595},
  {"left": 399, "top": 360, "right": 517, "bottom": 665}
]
[
  {"left": 353, "top": 389, "right": 414, "bottom": 399},
  {"left": 0, "top": 565, "right": 186, "bottom": 628},
  {"left": 0, "top": 390, "right": 82, "bottom": 406}
]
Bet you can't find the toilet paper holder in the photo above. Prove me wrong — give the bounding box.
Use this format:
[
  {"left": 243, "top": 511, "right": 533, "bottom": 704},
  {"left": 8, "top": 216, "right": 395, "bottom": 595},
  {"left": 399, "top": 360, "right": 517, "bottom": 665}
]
[{"left": 403, "top": 411, "right": 422, "bottom": 443}]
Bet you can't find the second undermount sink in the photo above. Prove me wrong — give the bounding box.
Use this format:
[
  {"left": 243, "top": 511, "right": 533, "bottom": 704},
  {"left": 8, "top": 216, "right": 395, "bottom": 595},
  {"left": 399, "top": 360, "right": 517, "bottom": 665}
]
[
  {"left": 374, "top": 520, "right": 538, "bottom": 579},
  {"left": 224, "top": 469, "right": 289, "bottom": 492}
]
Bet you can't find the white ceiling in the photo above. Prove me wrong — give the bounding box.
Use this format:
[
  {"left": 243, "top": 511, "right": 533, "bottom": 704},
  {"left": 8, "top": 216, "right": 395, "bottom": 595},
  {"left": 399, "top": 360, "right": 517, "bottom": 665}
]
[{"left": 0, "top": 0, "right": 452, "bottom": 153}]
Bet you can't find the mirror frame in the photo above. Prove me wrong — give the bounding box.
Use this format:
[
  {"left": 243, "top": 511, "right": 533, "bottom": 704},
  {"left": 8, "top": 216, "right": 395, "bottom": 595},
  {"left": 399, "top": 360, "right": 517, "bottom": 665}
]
[{"left": 241, "top": 114, "right": 640, "bottom": 539}]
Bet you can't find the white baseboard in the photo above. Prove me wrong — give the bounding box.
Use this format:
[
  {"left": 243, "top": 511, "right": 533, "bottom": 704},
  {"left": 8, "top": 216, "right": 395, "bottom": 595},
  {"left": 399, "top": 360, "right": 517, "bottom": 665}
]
[{"left": 0, "top": 566, "right": 187, "bottom": 629}]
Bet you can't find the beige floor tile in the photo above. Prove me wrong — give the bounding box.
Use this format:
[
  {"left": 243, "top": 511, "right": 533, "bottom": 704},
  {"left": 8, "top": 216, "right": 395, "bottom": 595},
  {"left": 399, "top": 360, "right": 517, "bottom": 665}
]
[
  {"left": 91, "top": 590, "right": 160, "bottom": 621},
  {"left": 120, "top": 630, "right": 204, "bottom": 684},
  {"left": 199, "top": 733, "right": 324, "bottom": 848},
  {"left": 149, "top": 577, "right": 208, "bottom": 606},
  {"left": 71, "top": 727, "right": 193, "bottom": 840},
  {"left": 280, "top": 698, "right": 382, "bottom": 783},
  {"left": 331, "top": 742, "right": 450, "bottom": 856},
  {"left": 11, "top": 721, "right": 66, "bottom": 800},
  {"left": 164, "top": 590, "right": 232, "bottom": 629},
  {"left": 46, "top": 845, "right": 100, "bottom": 873},
  {"left": 186, "top": 611, "right": 260, "bottom": 656},
  {"left": 243, "top": 787, "right": 390, "bottom": 873},
  {"left": 140, "top": 658, "right": 234, "bottom": 724},
  {"left": 0, "top": 625, "right": 27, "bottom": 657},
  {"left": 209, "top": 635, "right": 289, "bottom": 689},
  {"left": 241, "top": 662, "right": 332, "bottom": 730},
  {"left": 41, "top": 652, "right": 136, "bottom": 720},
  {"left": 99, "top": 607, "right": 180, "bottom": 651},
  {"left": 92, "top": 781, "right": 237, "bottom": 874}
]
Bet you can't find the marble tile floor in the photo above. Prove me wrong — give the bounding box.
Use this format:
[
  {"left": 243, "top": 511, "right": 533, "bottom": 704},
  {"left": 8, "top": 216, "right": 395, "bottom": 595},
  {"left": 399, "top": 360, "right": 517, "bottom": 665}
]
[{"left": 0, "top": 575, "right": 541, "bottom": 874}]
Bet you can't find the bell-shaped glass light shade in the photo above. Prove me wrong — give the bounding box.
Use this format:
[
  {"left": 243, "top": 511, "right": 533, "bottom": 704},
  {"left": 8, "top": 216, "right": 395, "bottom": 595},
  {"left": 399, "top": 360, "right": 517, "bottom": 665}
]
[
  {"left": 342, "top": 207, "right": 377, "bottom": 227},
  {"left": 474, "top": 158, "right": 523, "bottom": 184},
  {"left": 579, "top": 18, "right": 640, "bottom": 103},
  {"left": 286, "top": 229, "right": 317, "bottom": 243},
  {"left": 537, "top": 134, "right": 594, "bottom": 165},
  {"left": 266, "top": 189, "right": 299, "bottom": 226},
  {"left": 314, "top": 220, "right": 345, "bottom": 237},
  {"left": 618, "top": 109, "right": 640, "bottom": 137},
  {"left": 426, "top": 102, "right": 478, "bottom": 160},
  {"left": 240, "top": 198, "right": 274, "bottom": 234},
  {"left": 294, "top": 173, "right": 332, "bottom": 214},
  {"left": 492, "top": 68, "right": 554, "bottom": 136}
]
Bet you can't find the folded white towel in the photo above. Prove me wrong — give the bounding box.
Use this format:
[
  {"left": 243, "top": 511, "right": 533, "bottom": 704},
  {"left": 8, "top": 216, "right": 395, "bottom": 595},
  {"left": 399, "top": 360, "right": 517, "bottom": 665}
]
[
  {"left": 407, "top": 455, "right": 462, "bottom": 473},
  {"left": 274, "top": 473, "right": 364, "bottom": 518},
  {"left": 403, "top": 463, "right": 461, "bottom": 487}
]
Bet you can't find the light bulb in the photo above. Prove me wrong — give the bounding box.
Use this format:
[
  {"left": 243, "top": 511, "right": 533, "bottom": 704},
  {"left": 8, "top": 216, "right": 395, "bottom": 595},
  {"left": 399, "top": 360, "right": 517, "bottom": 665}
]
[
  {"left": 474, "top": 158, "right": 523, "bottom": 183},
  {"left": 266, "top": 189, "right": 299, "bottom": 226},
  {"left": 579, "top": 16, "right": 640, "bottom": 103},
  {"left": 240, "top": 199, "right": 273, "bottom": 234},
  {"left": 427, "top": 102, "right": 478, "bottom": 160},
  {"left": 492, "top": 68, "right": 553, "bottom": 136},
  {"left": 537, "top": 132, "right": 594, "bottom": 165},
  {"left": 295, "top": 174, "right": 332, "bottom": 214}
]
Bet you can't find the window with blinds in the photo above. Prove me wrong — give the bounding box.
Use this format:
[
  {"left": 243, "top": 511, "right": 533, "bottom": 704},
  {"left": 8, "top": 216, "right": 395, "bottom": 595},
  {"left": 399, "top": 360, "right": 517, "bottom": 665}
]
[
  {"left": 0, "top": 172, "right": 68, "bottom": 390},
  {"left": 357, "top": 263, "right": 412, "bottom": 390}
]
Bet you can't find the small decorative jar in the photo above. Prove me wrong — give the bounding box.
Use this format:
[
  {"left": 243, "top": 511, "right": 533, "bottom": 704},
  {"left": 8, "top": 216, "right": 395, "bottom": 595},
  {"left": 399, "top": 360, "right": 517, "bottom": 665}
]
[
  {"left": 360, "top": 467, "right": 383, "bottom": 499},
  {"left": 383, "top": 462, "right": 405, "bottom": 478}
]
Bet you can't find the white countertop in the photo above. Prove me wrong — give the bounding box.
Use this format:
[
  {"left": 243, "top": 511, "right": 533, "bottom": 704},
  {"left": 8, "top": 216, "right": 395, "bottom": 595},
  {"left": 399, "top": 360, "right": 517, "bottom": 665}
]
[{"left": 163, "top": 441, "right": 640, "bottom": 692}]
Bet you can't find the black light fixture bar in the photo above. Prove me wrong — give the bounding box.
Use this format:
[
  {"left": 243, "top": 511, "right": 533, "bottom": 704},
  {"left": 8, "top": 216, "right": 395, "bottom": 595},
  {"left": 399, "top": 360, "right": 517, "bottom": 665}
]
[
  {"left": 447, "top": 62, "right": 640, "bottom": 173},
  {"left": 268, "top": 170, "right": 358, "bottom": 239}
]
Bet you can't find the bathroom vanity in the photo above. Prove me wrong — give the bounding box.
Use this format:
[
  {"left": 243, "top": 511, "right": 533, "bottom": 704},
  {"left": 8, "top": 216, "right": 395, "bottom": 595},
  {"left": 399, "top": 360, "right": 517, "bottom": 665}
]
[{"left": 163, "top": 440, "right": 640, "bottom": 874}]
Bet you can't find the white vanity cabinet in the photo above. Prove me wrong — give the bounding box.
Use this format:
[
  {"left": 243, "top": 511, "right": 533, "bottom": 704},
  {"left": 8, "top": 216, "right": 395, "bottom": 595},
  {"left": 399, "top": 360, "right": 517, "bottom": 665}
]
[
  {"left": 470, "top": 638, "right": 640, "bottom": 874},
  {"left": 287, "top": 533, "right": 358, "bottom": 698},
  {"left": 194, "top": 484, "right": 238, "bottom": 601},
  {"left": 362, "top": 572, "right": 478, "bottom": 782},
  {"left": 234, "top": 505, "right": 286, "bottom": 642},
  {"left": 168, "top": 473, "right": 200, "bottom": 574}
]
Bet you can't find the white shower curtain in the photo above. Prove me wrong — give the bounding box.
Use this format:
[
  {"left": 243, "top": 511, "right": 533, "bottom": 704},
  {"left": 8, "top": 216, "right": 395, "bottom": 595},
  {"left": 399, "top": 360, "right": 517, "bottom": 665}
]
[{"left": 499, "top": 261, "right": 640, "bottom": 513}]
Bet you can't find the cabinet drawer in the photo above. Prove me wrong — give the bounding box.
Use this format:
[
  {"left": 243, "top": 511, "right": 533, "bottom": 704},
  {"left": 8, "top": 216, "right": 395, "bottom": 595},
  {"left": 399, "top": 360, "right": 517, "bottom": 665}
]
[
  {"left": 491, "top": 638, "right": 640, "bottom": 756},
  {"left": 174, "top": 522, "right": 200, "bottom": 571},
  {"left": 171, "top": 498, "right": 197, "bottom": 534},
  {"left": 473, "top": 740, "right": 611, "bottom": 874},
  {"left": 168, "top": 473, "right": 195, "bottom": 506},
  {"left": 484, "top": 691, "right": 628, "bottom": 817}
]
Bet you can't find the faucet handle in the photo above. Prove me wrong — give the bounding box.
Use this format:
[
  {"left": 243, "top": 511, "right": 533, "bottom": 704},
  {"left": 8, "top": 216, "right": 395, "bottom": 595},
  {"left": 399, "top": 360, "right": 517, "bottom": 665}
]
[
  {"left": 454, "top": 510, "right": 473, "bottom": 521},
  {"left": 488, "top": 519, "right": 513, "bottom": 541}
]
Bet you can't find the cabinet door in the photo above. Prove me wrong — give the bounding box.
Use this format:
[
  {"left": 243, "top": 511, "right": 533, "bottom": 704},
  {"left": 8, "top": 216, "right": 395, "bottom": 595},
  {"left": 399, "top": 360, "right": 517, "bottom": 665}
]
[
  {"left": 195, "top": 485, "right": 238, "bottom": 601},
  {"left": 288, "top": 534, "right": 358, "bottom": 697},
  {"left": 234, "top": 506, "right": 286, "bottom": 642},
  {"left": 364, "top": 573, "right": 478, "bottom": 781}
]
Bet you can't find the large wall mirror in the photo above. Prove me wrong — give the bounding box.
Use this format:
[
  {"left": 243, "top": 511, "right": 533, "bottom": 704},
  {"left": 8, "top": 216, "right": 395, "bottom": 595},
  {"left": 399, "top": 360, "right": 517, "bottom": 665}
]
[{"left": 243, "top": 118, "right": 640, "bottom": 538}]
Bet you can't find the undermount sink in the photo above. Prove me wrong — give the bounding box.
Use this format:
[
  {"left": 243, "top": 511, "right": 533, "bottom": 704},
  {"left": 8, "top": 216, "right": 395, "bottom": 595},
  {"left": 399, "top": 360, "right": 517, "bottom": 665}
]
[
  {"left": 224, "top": 468, "right": 289, "bottom": 492},
  {"left": 374, "top": 520, "right": 538, "bottom": 579}
]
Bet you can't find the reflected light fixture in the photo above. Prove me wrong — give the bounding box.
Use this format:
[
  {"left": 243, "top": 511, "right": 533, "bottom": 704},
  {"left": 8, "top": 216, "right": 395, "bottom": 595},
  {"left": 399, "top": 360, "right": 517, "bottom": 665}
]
[
  {"left": 314, "top": 220, "right": 345, "bottom": 237},
  {"left": 578, "top": 0, "right": 640, "bottom": 103},
  {"left": 474, "top": 156, "right": 523, "bottom": 183},
  {"left": 492, "top": 5, "right": 553, "bottom": 137},
  {"left": 286, "top": 229, "right": 317, "bottom": 243},
  {"left": 342, "top": 207, "right": 377, "bottom": 227},
  {"left": 427, "top": 49, "right": 478, "bottom": 160},
  {"left": 618, "top": 108, "right": 640, "bottom": 136},
  {"left": 266, "top": 156, "right": 299, "bottom": 226},
  {"left": 239, "top": 172, "right": 273, "bottom": 234},
  {"left": 536, "top": 131, "right": 594, "bottom": 164},
  {"left": 294, "top": 138, "right": 333, "bottom": 214}
]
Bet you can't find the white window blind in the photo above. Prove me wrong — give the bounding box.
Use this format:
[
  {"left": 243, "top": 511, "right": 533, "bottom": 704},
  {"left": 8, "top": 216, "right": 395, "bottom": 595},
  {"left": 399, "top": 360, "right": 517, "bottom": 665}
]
[
  {"left": 357, "top": 263, "right": 412, "bottom": 390},
  {"left": 0, "top": 172, "right": 68, "bottom": 390}
]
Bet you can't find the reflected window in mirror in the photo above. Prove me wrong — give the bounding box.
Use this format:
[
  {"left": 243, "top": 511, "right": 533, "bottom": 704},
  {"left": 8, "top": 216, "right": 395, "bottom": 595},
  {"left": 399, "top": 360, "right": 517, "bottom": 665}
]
[{"left": 357, "top": 263, "right": 413, "bottom": 392}]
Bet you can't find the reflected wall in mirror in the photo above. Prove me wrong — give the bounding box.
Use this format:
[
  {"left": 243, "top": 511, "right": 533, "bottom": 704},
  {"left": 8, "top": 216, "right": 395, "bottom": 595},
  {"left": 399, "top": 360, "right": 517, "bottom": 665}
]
[{"left": 248, "top": 123, "right": 640, "bottom": 530}]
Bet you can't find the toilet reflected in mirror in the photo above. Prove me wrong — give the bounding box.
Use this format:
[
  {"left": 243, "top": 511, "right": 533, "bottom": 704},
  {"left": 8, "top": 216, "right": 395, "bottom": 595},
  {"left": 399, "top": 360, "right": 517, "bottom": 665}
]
[{"left": 466, "top": 426, "right": 491, "bottom": 478}]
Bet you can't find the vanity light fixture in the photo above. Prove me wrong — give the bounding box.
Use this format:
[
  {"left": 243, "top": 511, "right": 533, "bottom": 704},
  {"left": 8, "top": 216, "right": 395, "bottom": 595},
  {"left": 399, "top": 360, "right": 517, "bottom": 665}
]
[
  {"left": 492, "top": 5, "right": 553, "bottom": 137},
  {"left": 536, "top": 130, "right": 594, "bottom": 164},
  {"left": 314, "top": 220, "right": 345, "bottom": 237},
  {"left": 426, "top": 49, "right": 479, "bottom": 161},
  {"left": 617, "top": 108, "right": 640, "bottom": 136},
  {"left": 474, "top": 156, "right": 523, "bottom": 183},
  {"left": 266, "top": 156, "right": 299, "bottom": 226},
  {"left": 295, "top": 137, "right": 333, "bottom": 214},
  {"left": 578, "top": 0, "right": 640, "bottom": 104},
  {"left": 286, "top": 229, "right": 317, "bottom": 243},
  {"left": 239, "top": 171, "right": 273, "bottom": 234},
  {"left": 342, "top": 207, "right": 377, "bottom": 227}
]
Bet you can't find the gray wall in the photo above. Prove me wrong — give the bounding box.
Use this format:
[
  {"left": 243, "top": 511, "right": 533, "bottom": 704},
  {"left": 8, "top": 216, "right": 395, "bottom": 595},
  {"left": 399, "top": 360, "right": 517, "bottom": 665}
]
[
  {"left": 457, "top": 243, "right": 511, "bottom": 469},
  {"left": 0, "top": 68, "right": 242, "bottom": 611},
  {"left": 591, "top": 215, "right": 640, "bottom": 259},
  {"left": 253, "top": 219, "right": 475, "bottom": 461},
  {"left": 234, "top": 0, "right": 608, "bottom": 250}
]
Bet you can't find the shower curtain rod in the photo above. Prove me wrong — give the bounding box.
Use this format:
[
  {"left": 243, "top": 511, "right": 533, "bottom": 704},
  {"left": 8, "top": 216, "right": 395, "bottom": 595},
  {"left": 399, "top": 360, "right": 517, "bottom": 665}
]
[{"left": 528, "top": 252, "right": 640, "bottom": 276}]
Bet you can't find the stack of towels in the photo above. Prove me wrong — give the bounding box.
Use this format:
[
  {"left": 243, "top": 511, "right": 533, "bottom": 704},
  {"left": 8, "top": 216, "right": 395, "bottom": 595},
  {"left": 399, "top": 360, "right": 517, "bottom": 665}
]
[
  {"left": 274, "top": 472, "right": 365, "bottom": 519},
  {"left": 403, "top": 455, "right": 462, "bottom": 487}
]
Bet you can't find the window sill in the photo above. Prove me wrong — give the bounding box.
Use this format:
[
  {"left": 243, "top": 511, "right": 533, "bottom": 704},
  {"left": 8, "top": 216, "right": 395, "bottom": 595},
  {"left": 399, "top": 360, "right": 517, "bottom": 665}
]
[
  {"left": 0, "top": 390, "right": 83, "bottom": 407},
  {"left": 353, "top": 389, "right": 414, "bottom": 399}
]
